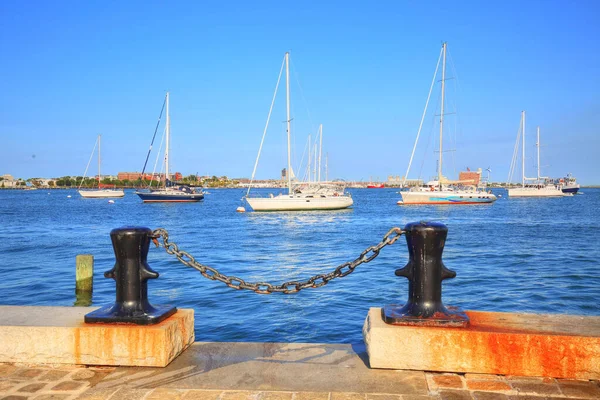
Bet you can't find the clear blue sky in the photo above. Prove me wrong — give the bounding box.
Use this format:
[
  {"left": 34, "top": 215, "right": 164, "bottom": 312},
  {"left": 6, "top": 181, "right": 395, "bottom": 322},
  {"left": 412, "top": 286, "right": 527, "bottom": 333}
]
[{"left": 1, "top": 1, "right": 598, "bottom": 183}]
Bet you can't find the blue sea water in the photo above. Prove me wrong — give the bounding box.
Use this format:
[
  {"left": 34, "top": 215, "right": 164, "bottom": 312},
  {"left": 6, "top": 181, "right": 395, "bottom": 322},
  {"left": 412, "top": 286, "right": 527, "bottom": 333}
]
[{"left": 0, "top": 188, "right": 598, "bottom": 343}]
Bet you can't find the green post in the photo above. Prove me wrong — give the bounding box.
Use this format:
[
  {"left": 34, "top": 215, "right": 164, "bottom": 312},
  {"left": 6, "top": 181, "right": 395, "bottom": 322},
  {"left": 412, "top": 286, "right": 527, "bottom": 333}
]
[{"left": 75, "top": 254, "right": 93, "bottom": 306}]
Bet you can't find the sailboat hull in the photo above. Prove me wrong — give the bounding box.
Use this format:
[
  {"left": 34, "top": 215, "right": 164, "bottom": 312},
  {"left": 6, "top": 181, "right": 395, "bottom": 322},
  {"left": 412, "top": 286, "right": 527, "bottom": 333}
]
[
  {"left": 246, "top": 195, "right": 353, "bottom": 211},
  {"left": 79, "top": 189, "right": 125, "bottom": 198},
  {"left": 508, "top": 187, "right": 568, "bottom": 197},
  {"left": 136, "top": 191, "right": 204, "bottom": 202},
  {"left": 400, "top": 190, "right": 497, "bottom": 205}
]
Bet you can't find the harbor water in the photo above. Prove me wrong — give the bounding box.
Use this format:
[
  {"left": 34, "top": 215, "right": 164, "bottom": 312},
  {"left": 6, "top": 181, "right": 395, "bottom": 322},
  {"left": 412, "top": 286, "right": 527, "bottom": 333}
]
[{"left": 0, "top": 188, "right": 598, "bottom": 344}]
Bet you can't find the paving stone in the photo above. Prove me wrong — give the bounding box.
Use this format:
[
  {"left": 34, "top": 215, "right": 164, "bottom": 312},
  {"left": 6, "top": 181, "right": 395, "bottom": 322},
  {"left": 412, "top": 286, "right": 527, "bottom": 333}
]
[
  {"left": 365, "top": 394, "right": 402, "bottom": 399},
  {"left": 1, "top": 396, "right": 30, "bottom": 400},
  {"left": 465, "top": 381, "right": 512, "bottom": 392},
  {"left": 432, "top": 375, "right": 464, "bottom": 390},
  {"left": 330, "top": 393, "right": 366, "bottom": 400},
  {"left": 182, "top": 390, "right": 224, "bottom": 399},
  {"left": 11, "top": 369, "right": 45, "bottom": 380},
  {"left": 220, "top": 391, "right": 262, "bottom": 400},
  {"left": 38, "top": 370, "right": 71, "bottom": 381},
  {"left": 257, "top": 392, "right": 294, "bottom": 400},
  {"left": 400, "top": 396, "right": 437, "bottom": 400},
  {"left": 50, "top": 381, "right": 86, "bottom": 391},
  {"left": 438, "top": 390, "right": 472, "bottom": 400},
  {"left": 73, "top": 368, "right": 116, "bottom": 387},
  {"left": 16, "top": 382, "right": 46, "bottom": 393},
  {"left": 464, "top": 374, "right": 501, "bottom": 382},
  {"left": 0, "top": 365, "right": 18, "bottom": 378},
  {"left": 107, "top": 388, "right": 153, "bottom": 400},
  {"left": 30, "top": 395, "right": 71, "bottom": 399},
  {"left": 71, "top": 370, "right": 96, "bottom": 380},
  {"left": 556, "top": 379, "right": 600, "bottom": 398},
  {"left": 76, "top": 387, "right": 121, "bottom": 400},
  {"left": 509, "top": 381, "right": 562, "bottom": 396},
  {"left": 146, "top": 388, "right": 188, "bottom": 399},
  {"left": 471, "top": 392, "right": 509, "bottom": 400},
  {"left": 292, "top": 392, "right": 330, "bottom": 400},
  {"left": 0, "top": 380, "right": 22, "bottom": 391}
]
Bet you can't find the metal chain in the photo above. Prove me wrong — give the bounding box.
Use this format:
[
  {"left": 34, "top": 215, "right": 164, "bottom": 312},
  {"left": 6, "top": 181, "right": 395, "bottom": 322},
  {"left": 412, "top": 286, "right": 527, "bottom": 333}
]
[{"left": 151, "top": 227, "right": 404, "bottom": 294}]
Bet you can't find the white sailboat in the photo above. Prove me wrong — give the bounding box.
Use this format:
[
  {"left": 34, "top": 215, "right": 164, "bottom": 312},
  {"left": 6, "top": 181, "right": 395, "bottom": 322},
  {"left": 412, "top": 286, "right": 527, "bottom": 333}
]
[
  {"left": 399, "top": 42, "right": 497, "bottom": 205},
  {"left": 136, "top": 92, "right": 204, "bottom": 203},
  {"left": 78, "top": 135, "right": 125, "bottom": 198},
  {"left": 244, "top": 52, "right": 353, "bottom": 211},
  {"left": 507, "top": 111, "right": 567, "bottom": 197}
]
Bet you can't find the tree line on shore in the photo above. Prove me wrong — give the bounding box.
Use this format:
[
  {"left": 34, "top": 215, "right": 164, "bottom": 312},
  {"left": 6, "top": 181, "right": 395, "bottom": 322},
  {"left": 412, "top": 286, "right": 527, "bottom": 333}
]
[{"left": 1, "top": 175, "right": 241, "bottom": 188}]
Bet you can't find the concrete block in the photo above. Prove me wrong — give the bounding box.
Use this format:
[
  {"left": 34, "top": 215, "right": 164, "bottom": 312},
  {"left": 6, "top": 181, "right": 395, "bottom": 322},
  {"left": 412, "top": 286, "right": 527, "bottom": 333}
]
[
  {"left": 0, "top": 306, "right": 194, "bottom": 367},
  {"left": 363, "top": 307, "right": 600, "bottom": 379}
]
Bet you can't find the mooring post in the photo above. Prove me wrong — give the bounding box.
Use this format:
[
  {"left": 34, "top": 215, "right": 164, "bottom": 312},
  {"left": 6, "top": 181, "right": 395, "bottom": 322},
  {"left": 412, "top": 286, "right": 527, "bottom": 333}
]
[
  {"left": 382, "top": 221, "right": 469, "bottom": 327},
  {"left": 75, "top": 254, "right": 94, "bottom": 293},
  {"left": 74, "top": 254, "right": 93, "bottom": 306},
  {"left": 85, "top": 227, "right": 176, "bottom": 325}
]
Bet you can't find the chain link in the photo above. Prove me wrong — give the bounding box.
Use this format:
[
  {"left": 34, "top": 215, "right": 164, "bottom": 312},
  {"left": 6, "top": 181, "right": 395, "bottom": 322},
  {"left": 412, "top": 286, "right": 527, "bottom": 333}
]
[{"left": 151, "top": 227, "right": 404, "bottom": 294}]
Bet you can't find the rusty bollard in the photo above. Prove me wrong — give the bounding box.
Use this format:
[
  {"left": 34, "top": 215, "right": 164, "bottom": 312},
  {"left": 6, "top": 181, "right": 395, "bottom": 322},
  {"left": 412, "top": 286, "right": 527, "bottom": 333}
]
[
  {"left": 85, "top": 227, "right": 177, "bottom": 325},
  {"left": 382, "top": 221, "right": 469, "bottom": 327}
]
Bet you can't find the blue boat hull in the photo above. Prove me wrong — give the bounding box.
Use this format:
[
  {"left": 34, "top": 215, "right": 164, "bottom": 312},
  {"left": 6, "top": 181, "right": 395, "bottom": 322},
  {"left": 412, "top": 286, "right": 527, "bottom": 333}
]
[
  {"left": 136, "top": 192, "right": 204, "bottom": 202},
  {"left": 562, "top": 187, "right": 579, "bottom": 194}
]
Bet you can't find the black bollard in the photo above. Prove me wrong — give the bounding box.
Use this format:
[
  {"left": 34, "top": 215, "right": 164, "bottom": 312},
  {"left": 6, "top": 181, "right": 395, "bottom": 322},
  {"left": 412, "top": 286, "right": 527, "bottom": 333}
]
[
  {"left": 382, "top": 221, "right": 469, "bottom": 327},
  {"left": 85, "top": 227, "right": 177, "bottom": 325}
]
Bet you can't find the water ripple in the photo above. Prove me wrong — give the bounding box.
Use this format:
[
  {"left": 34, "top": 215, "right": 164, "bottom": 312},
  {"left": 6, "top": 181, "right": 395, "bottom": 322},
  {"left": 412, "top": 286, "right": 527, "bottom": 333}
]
[{"left": 0, "top": 187, "right": 598, "bottom": 343}]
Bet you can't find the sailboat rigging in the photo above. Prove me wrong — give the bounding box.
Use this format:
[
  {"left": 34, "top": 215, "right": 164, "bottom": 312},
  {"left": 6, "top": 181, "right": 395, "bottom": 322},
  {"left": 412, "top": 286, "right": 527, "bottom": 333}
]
[
  {"left": 244, "top": 52, "right": 353, "bottom": 211},
  {"left": 399, "top": 42, "right": 497, "bottom": 205},
  {"left": 78, "top": 135, "right": 125, "bottom": 198},
  {"left": 507, "top": 111, "right": 568, "bottom": 197},
  {"left": 135, "top": 92, "right": 204, "bottom": 203}
]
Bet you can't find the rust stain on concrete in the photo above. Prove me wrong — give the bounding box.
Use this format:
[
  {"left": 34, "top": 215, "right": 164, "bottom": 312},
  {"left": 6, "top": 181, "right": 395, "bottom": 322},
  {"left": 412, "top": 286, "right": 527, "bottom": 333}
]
[{"left": 72, "top": 309, "right": 194, "bottom": 367}]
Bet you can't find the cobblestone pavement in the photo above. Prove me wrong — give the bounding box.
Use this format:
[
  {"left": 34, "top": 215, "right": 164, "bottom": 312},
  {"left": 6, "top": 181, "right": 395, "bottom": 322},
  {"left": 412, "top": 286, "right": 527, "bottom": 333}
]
[{"left": 1, "top": 362, "right": 599, "bottom": 400}]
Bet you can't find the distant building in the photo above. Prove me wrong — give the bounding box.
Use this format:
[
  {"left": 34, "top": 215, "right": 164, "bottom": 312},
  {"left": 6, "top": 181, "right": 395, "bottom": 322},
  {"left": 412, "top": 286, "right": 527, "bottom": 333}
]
[
  {"left": 458, "top": 168, "right": 482, "bottom": 185},
  {"left": 281, "top": 168, "right": 287, "bottom": 181},
  {"left": 386, "top": 175, "right": 423, "bottom": 187},
  {"left": 117, "top": 172, "right": 182, "bottom": 182}
]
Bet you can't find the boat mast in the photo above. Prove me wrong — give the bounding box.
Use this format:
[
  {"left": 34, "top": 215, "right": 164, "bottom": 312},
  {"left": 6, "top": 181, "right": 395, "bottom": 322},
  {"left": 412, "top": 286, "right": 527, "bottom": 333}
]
[
  {"left": 318, "top": 124, "right": 323, "bottom": 182},
  {"left": 165, "top": 92, "right": 170, "bottom": 186},
  {"left": 438, "top": 42, "right": 447, "bottom": 191},
  {"left": 98, "top": 134, "right": 101, "bottom": 186},
  {"left": 522, "top": 110, "right": 525, "bottom": 187},
  {"left": 285, "top": 52, "right": 292, "bottom": 194},
  {"left": 313, "top": 141, "right": 317, "bottom": 182},
  {"left": 326, "top": 152, "right": 329, "bottom": 182},
  {"left": 536, "top": 126, "right": 540, "bottom": 182},
  {"left": 307, "top": 134, "right": 311, "bottom": 183}
]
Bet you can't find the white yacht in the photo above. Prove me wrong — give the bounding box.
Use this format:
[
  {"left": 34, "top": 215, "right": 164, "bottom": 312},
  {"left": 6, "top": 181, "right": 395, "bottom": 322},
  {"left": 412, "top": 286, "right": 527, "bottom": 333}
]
[
  {"left": 507, "top": 112, "right": 568, "bottom": 198},
  {"left": 244, "top": 52, "right": 352, "bottom": 211},
  {"left": 399, "top": 42, "right": 496, "bottom": 205}
]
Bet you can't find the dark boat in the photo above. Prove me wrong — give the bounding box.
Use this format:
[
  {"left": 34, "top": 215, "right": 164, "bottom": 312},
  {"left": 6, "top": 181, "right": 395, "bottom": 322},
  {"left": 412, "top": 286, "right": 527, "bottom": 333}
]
[
  {"left": 135, "top": 92, "right": 204, "bottom": 203},
  {"left": 136, "top": 184, "right": 204, "bottom": 203},
  {"left": 559, "top": 173, "right": 580, "bottom": 194}
]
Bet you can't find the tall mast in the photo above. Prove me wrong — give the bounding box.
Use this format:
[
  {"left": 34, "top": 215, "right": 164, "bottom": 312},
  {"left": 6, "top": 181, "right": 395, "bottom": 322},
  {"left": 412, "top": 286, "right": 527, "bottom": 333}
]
[
  {"left": 98, "top": 134, "right": 101, "bottom": 185},
  {"left": 438, "top": 42, "right": 447, "bottom": 190},
  {"left": 165, "top": 92, "right": 170, "bottom": 185},
  {"left": 318, "top": 124, "right": 323, "bottom": 182},
  {"left": 308, "top": 134, "right": 311, "bottom": 183},
  {"left": 325, "top": 152, "right": 329, "bottom": 182},
  {"left": 313, "top": 141, "right": 317, "bottom": 182},
  {"left": 522, "top": 110, "right": 525, "bottom": 187},
  {"left": 536, "top": 126, "right": 540, "bottom": 181},
  {"left": 285, "top": 52, "right": 292, "bottom": 194}
]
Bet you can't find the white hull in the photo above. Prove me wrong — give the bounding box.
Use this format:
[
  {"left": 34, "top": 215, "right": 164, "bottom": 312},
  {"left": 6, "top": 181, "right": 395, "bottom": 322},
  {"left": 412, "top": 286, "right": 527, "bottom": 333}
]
[
  {"left": 400, "top": 190, "right": 496, "bottom": 205},
  {"left": 79, "top": 189, "right": 125, "bottom": 198},
  {"left": 246, "top": 194, "right": 353, "bottom": 211},
  {"left": 508, "top": 187, "right": 568, "bottom": 197}
]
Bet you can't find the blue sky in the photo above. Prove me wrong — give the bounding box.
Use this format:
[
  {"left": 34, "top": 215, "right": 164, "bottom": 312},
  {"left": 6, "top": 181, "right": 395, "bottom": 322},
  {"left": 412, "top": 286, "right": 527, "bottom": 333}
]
[{"left": 1, "top": 1, "right": 598, "bottom": 183}]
